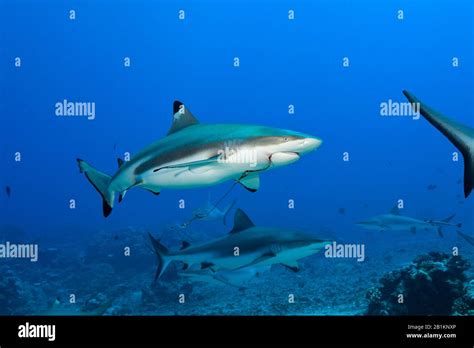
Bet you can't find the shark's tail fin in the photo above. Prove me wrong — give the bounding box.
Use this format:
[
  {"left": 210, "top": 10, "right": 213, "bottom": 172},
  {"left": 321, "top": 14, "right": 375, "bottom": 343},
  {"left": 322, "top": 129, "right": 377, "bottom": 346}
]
[
  {"left": 77, "top": 159, "right": 115, "bottom": 217},
  {"left": 402, "top": 90, "right": 474, "bottom": 198},
  {"left": 222, "top": 199, "right": 237, "bottom": 226},
  {"left": 148, "top": 232, "right": 171, "bottom": 280}
]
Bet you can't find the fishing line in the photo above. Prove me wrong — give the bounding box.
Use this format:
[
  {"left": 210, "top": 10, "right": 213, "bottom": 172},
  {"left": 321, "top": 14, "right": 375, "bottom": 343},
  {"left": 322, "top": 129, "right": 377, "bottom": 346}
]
[{"left": 181, "top": 160, "right": 273, "bottom": 227}]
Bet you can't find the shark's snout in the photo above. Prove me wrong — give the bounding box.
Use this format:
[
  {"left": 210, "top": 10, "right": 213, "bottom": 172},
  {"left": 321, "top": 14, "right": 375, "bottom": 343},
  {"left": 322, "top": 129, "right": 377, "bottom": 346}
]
[{"left": 300, "top": 137, "right": 322, "bottom": 153}]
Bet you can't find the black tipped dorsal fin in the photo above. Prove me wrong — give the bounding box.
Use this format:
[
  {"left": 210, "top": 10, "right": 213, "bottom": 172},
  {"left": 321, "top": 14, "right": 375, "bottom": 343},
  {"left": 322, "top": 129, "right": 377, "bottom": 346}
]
[
  {"left": 117, "top": 158, "right": 124, "bottom": 168},
  {"left": 180, "top": 241, "right": 191, "bottom": 250},
  {"left": 230, "top": 209, "right": 255, "bottom": 234},
  {"left": 167, "top": 100, "right": 199, "bottom": 135},
  {"left": 390, "top": 205, "right": 400, "bottom": 215}
]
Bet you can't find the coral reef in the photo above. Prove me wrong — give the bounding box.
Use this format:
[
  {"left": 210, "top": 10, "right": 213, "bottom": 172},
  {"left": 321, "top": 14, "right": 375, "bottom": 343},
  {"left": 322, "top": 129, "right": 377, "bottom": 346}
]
[{"left": 366, "top": 252, "right": 472, "bottom": 315}]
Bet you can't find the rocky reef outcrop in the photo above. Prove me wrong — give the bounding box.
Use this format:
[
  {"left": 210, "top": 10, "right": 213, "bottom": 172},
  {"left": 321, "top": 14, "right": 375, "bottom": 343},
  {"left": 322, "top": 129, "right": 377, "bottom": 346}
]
[{"left": 366, "top": 252, "right": 473, "bottom": 315}]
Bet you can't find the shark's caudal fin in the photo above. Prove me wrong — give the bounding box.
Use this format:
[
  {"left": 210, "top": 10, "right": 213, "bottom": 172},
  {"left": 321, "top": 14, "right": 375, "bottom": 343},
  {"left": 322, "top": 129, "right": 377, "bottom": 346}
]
[
  {"left": 403, "top": 90, "right": 474, "bottom": 198},
  {"left": 148, "top": 232, "right": 171, "bottom": 280},
  {"left": 222, "top": 199, "right": 237, "bottom": 226},
  {"left": 77, "top": 159, "right": 115, "bottom": 217}
]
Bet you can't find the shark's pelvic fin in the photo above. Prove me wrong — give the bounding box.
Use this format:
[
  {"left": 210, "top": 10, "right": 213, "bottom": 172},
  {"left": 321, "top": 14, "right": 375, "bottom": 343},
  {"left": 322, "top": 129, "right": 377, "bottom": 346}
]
[
  {"left": 281, "top": 260, "right": 299, "bottom": 272},
  {"left": 238, "top": 173, "right": 260, "bottom": 192},
  {"left": 230, "top": 209, "right": 255, "bottom": 234},
  {"left": 403, "top": 90, "right": 474, "bottom": 198},
  {"left": 148, "top": 232, "right": 171, "bottom": 280},
  {"left": 167, "top": 100, "right": 199, "bottom": 135},
  {"left": 77, "top": 159, "right": 115, "bottom": 217}
]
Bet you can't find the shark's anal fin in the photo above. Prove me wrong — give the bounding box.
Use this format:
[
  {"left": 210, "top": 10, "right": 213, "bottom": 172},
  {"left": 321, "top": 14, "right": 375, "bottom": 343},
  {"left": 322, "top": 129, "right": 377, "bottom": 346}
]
[
  {"left": 167, "top": 101, "right": 199, "bottom": 135},
  {"left": 281, "top": 260, "right": 299, "bottom": 272},
  {"left": 238, "top": 173, "right": 260, "bottom": 192},
  {"left": 118, "top": 190, "right": 127, "bottom": 203},
  {"left": 229, "top": 209, "right": 255, "bottom": 234}
]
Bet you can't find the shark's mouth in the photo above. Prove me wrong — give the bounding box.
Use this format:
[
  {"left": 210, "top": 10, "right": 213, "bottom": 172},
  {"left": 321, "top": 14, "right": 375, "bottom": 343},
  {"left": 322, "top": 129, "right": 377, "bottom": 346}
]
[{"left": 269, "top": 152, "right": 300, "bottom": 166}]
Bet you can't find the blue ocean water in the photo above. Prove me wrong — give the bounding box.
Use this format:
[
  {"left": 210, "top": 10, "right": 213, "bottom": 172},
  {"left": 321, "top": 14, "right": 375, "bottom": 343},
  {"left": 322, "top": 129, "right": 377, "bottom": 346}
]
[{"left": 1, "top": 0, "right": 473, "bottom": 315}]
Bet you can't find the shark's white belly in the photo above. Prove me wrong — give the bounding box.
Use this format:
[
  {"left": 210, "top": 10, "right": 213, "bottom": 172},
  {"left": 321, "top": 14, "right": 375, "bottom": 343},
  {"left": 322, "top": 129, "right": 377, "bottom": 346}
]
[{"left": 141, "top": 166, "right": 241, "bottom": 189}]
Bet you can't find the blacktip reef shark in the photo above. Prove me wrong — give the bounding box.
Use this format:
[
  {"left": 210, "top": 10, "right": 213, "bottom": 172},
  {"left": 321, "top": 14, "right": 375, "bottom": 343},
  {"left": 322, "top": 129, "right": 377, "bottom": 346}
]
[
  {"left": 148, "top": 209, "right": 330, "bottom": 279},
  {"left": 77, "top": 101, "right": 322, "bottom": 217},
  {"left": 356, "top": 205, "right": 461, "bottom": 237},
  {"left": 403, "top": 90, "right": 474, "bottom": 198}
]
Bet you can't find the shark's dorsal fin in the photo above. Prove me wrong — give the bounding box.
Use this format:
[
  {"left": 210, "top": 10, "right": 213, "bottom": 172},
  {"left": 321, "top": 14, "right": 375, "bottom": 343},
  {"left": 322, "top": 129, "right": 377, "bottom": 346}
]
[
  {"left": 390, "top": 205, "right": 400, "bottom": 215},
  {"left": 229, "top": 209, "right": 255, "bottom": 234},
  {"left": 117, "top": 158, "right": 124, "bottom": 168},
  {"left": 167, "top": 100, "right": 199, "bottom": 135},
  {"left": 180, "top": 241, "right": 191, "bottom": 250}
]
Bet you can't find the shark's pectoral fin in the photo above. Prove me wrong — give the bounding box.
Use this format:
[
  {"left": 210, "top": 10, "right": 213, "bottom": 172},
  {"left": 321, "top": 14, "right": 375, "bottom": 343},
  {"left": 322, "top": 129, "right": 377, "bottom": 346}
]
[
  {"left": 281, "top": 260, "right": 299, "bottom": 272},
  {"left": 237, "top": 251, "right": 276, "bottom": 269},
  {"left": 238, "top": 173, "right": 260, "bottom": 192}
]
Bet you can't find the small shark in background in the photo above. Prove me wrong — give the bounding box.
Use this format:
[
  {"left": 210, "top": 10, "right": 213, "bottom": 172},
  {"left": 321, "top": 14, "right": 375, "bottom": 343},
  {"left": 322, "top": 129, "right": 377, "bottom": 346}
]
[
  {"left": 77, "top": 101, "right": 322, "bottom": 217},
  {"left": 403, "top": 90, "right": 474, "bottom": 198},
  {"left": 457, "top": 230, "right": 474, "bottom": 247},
  {"left": 187, "top": 197, "right": 237, "bottom": 226},
  {"left": 356, "top": 205, "right": 461, "bottom": 237},
  {"left": 179, "top": 265, "right": 270, "bottom": 289},
  {"left": 148, "top": 209, "right": 330, "bottom": 279}
]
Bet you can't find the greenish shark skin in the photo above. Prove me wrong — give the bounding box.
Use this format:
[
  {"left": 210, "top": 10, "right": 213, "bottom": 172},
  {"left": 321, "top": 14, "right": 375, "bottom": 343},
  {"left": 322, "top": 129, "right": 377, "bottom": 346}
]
[
  {"left": 403, "top": 90, "right": 474, "bottom": 198},
  {"left": 356, "top": 206, "right": 461, "bottom": 236},
  {"left": 149, "top": 209, "right": 330, "bottom": 279},
  {"left": 77, "top": 101, "right": 322, "bottom": 217}
]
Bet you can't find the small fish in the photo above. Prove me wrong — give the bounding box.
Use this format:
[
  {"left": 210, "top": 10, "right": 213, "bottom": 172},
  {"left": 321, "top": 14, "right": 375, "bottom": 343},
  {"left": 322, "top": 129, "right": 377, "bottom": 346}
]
[
  {"left": 426, "top": 184, "right": 437, "bottom": 190},
  {"left": 5, "top": 186, "right": 11, "bottom": 197},
  {"left": 338, "top": 208, "right": 346, "bottom": 215}
]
